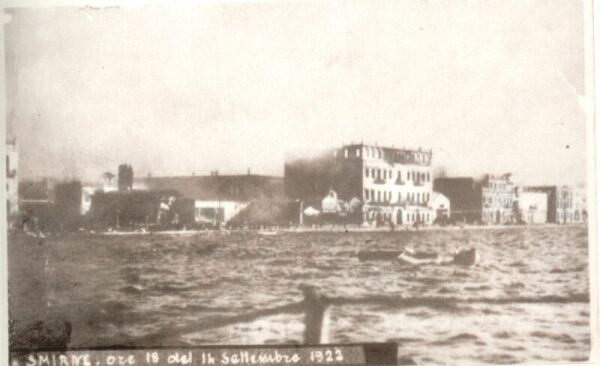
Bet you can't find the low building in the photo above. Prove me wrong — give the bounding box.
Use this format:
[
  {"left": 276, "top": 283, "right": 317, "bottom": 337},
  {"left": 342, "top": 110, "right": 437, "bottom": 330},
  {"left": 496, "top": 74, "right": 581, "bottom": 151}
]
[
  {"left": 515, "top": 189, "right": 547, "bottom": 224},
  {"left": 135, "top": 173, "right": 284, "bottom": 226},
  {"left": 194, "top": 200, "right": 248, "bottom": 224},
  {"left": 18, "top": 179, "right": 54, "bottom": 231},
  {"left": 89, "top": 189, "right": 194, "bottom": 229}
]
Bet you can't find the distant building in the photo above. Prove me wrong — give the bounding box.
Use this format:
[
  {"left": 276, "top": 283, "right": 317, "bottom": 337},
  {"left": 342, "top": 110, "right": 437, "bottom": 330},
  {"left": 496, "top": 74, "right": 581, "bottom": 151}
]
[
  {"left": 135, "top": 173, "right": 284, "bottom": 225},
  {"left": 573, "top": 187, "right": 587, "bottom": 223},
  {"left": 118, "top": 164, "right": 134, "bottom": 191},
  {"left": 6, "top": 140, "right": 19, "bottom": 217},
  {"left": 481, "top": 174, "right": 514, "bottom": 224},
  {"left": 54, "top": 180, "right": 83, "bottom": 230},
  {"left": 525, "top": 185, "right": 585, "bottom": 224},
  {"left": 433, "top": 177, "right": 482, "bottom": 223},
  {"left": 19, "top": 179, "right": 54, "bottom": 230},
  {"left": 434, "top": 173, "right": 514, "bottom": 224},
  {"left": 430, "top": 192, "right": 450, "bottom": 223},
  {"left": 285, "top": 143, "right": 434, "bottom": 226},
  {"left": 515, "top": 189, "right": 547, "bottom": 224}
]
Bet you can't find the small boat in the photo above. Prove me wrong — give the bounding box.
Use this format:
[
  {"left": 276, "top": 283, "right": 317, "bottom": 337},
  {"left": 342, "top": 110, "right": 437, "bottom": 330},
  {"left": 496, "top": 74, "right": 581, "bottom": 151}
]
[
  {"left": 358, "top": 247, "right": 477, "bottom": 266},
  {"left": 398, "top": 250, "right": 440, "bottom": 265},
  {"left": 358, "top": 250, "right": 403, "bottom": 261},
  {"left": 452, "top": 248, "right": 477, "bottom": 266}
]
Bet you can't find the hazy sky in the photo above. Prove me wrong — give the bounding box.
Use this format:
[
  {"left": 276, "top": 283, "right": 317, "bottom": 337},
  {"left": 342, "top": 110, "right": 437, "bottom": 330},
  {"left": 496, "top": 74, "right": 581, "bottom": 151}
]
[{"left": 5, "top": 0, "right": 589, "bottom": 185}]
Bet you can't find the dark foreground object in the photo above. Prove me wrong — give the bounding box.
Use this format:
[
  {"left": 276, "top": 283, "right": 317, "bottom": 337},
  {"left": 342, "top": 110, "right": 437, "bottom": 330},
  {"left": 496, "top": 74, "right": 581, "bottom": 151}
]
[{"left": 10, "top": 320, "right": 72, "bottom": 352}]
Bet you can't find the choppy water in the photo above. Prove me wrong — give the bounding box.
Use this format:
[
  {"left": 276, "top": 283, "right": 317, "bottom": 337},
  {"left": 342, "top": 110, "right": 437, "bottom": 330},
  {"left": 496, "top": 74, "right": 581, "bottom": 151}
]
[{"left": 9, "top": 225, "right": 590, "bottom": 365}]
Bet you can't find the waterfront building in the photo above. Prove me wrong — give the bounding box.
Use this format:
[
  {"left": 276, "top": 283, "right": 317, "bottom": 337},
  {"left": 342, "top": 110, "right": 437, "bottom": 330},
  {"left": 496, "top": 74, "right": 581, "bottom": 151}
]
[
  {"left": 6, "top": 140, "right": 19, "bottom": 218},
  {"left": 430, "top": 192, "right": 450, "bottom": 223},
  {"left": 481, "top": 174, "right": 514, "bottom": 224},
  {"left": 432, "top": 177, "right": 482, "bottom": 223},
  {"left": 433, "top": 173, "right": 514, "bottom": 224},
  {"left": 573, "top": 187, "right": 587, "bottom": 223},
  {"left": 514, "top": 189, "right": 548, "bottom": 224},
  {"left": 525, "top": 185, "right": 585, "bottom": 224},
  {"left": 284, "top": 143, "right": 434, "bottom": 226},
  {"left": 136, "top": 173, "right": 284, "bottom": 225},
  {"left": 19, "top": 179, "right": 53, "bottom": 230}
]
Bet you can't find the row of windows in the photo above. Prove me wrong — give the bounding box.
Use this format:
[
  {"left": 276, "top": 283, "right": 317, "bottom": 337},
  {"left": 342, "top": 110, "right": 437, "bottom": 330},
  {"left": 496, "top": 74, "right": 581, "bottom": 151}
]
[
  {"left": 402, "top": 211, "right": 430, "bottom": 223},
  {"left": 488, "top": 181, "right": 512, "bottom": 191},
  {"left": 366, "top": 211, "right": 431, "bottom": 223},
  {"left": 364, "top": 189, "right": 430, "bottom": 204},
  {"left": 484, "top": 195, "right": 512, "bottom": 207},
  {"left": 340, "top": 147, "right": 430, "bottom": 163},
  {"left": 558, "top": 200, "right": 573, "bottom": 209},
  {"left": 365, "top": 168, "right": 430, "bottom": 182}
]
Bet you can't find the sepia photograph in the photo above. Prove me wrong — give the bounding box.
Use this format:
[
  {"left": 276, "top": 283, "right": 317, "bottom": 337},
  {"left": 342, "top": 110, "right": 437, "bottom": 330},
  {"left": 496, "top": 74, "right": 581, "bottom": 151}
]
[{"left": 1, "top": 0, "right": 597, "bottom": 365}]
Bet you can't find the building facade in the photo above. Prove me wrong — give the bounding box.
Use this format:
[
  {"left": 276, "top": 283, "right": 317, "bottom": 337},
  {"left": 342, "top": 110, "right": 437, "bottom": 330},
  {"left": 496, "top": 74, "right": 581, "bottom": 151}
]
[
  {"left": 481, "top": 174, "right": 514, "bottom": 224},
  {"left": 434, "top": 174, "right": 514, "bottom": 224},
  {"left": 285, "top": 144, "right": 434, "bottom": 226},
  {"left": 6, "top": 140, "right": 19, "bottom": 218},
  {"left": 525, "top": 185, "right": 586, "bottom": 224},
  {"left": 515, "top": 189, "right": 548, "bottom": 224}
]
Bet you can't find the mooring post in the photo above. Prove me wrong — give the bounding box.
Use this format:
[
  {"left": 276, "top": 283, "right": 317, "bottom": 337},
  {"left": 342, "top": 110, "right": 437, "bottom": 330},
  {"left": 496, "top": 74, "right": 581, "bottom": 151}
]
[{"left": 300, "top": 285, "right": 329, "bottom": 345}]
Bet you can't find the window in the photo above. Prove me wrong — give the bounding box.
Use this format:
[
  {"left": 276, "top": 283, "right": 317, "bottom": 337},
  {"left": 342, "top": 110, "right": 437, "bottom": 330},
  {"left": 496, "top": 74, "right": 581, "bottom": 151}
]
[
  {"left": 398, "top": 171, "right": 402, "bottom": 180},
  {"left": 356, "top": 149, "right": 361, "bottom": 158},
  {"left": 383, "top": 170, "right": 387, "bottom": 180},
  {"left": 398, "top": 192, "right": 402, "bottom": 201},
  {"left": 365, "top": 189, "right": 369, "bottom": 200},
  {"left": 344, "top": 149, "right": 348, "bottom": 158},
  {"left": 365, "top": 168, "right": 369, "bottom": 178},
  {"left": 377, "top": 191, "right": 381, "bottom": 202},
  {"left": 407, "top": 172, "right": 411, "bottom": 180}
]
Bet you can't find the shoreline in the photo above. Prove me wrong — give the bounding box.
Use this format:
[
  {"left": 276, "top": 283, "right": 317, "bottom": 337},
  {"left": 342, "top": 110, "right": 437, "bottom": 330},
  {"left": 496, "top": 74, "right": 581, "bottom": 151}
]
[
  {"left": 13, "top": 223, "right": 587, "bottom": 238},
  {"left": 91, "top": 222, "right": 587, "bottom": 236}
]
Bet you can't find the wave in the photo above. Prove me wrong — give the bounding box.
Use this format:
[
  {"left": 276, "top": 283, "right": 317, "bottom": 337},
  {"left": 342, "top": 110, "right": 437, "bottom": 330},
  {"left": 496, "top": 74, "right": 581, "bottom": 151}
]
[
  {"left": 430, "top": 333, "right": 480, "bottom": 346},
  {"left": 529, "top": 331, "right": 577, "bottom": 344}
]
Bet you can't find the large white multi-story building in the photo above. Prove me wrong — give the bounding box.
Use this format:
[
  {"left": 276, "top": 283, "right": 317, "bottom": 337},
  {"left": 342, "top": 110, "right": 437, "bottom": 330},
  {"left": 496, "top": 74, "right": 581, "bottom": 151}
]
[
  {"left": 285, "top": 143, "right": 435, "bottom": 226},
  {"left": 358, "top": 144, "right": 434, "bottom": 226}
]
